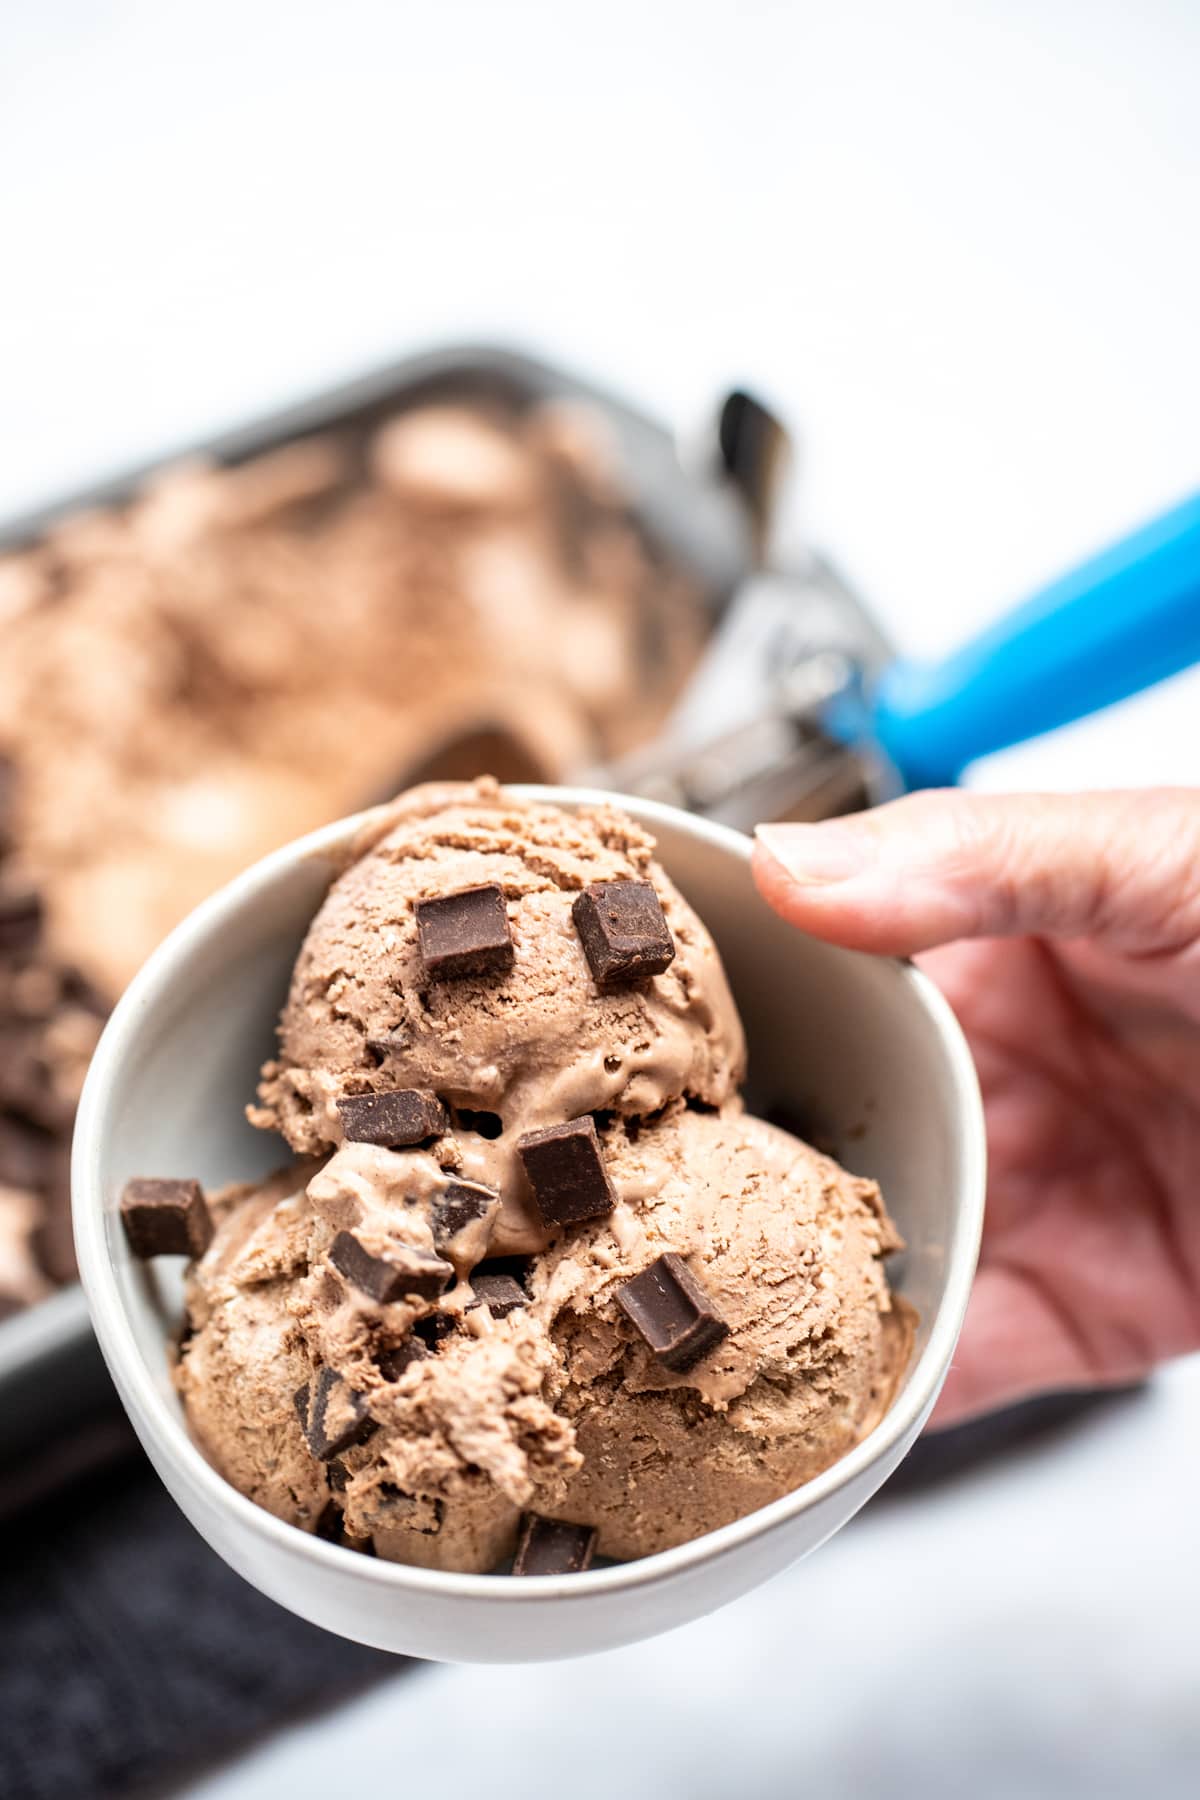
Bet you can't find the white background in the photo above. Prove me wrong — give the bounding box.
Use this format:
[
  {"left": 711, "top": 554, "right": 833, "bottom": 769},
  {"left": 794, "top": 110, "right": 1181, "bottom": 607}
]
[{"left": 2, "top": 2, "right": 1198, "bottom": 1794}]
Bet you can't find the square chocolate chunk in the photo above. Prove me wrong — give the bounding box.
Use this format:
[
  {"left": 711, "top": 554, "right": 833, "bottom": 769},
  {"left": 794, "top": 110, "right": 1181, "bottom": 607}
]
[
  {"left": 374, "top": 1337, "right": 429, "bottom": 1380},
  {"left": 512, "top": 1514, "right": 597, "bottom": 1576},
  {"left": 466, "top": 1272, "right": 528, "bottom": 1318},
  {"left": 337, "top": 1088, "right": 448, "bottom": 1147},
  {"left": 120, "top": 1178, "right": 213, "bottom": 1260},
  {"left": 330, "top": 1231, "right": 453, "bottom": 1303},
  {"left": 294, "top": 1366, "right": 374, "bottom": 1461},
  {"left": 415, "top": 883, "right": 514, "bottom": 980},
  {"left": 432, "top": 1177, "right": 498, "bottom": 1247},
  {"left": 616, "top": 1252, "right": 730, "bottom": 1373},
  {"left": 572, "top": 880, "right": 674, "bottom": 988},
  {"left": 517, "top": 1117, "right": 616, "bottom": 1227}
]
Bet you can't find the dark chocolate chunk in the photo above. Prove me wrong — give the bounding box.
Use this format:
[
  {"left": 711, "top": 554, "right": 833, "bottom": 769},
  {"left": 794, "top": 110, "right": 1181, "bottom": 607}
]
[
  {"left": 512, "top": 1514, "right": 597, "bottom": 1577},
  {"left": 413, "top": 1311, "right": 459, "bottom": 1349},
  {"left": 415, "top": 883, "right": 514, "bottom": 980},
  {"left": 374, "top": 1337, "right": 429, "bottom": 1380},
  {"left": 294, "top": 1366, "right": 375, "bottom": 1461},
  {"left": 330, "top": 1230, "right": 453, "bottom": 1303},
  {"left": 432, "top": 1177, "right": 497, "bottom": 1246},
  {"left": 337, "top": 1088, "right": 448, "bottom": 1147},
  {"left": 467, "top": 1273, "right": 527, "bottom": 1319},
  {"left": 572, "top": 880, "right": 674, "bottom": 988},
  {"left": 616, "top": 1252, "right": 730, "bottom": 1373},
  {"left": 315, "top": 1499, "right": 345, "bottom": 1543},
  {"left": 0, "top": 887, "right": 43, "bottom": 957},
  {"left": 119, "top": 1177, "right": 213, "bottom": 1260},
  {"left": 517, "top": 1116, "right": 615, "bottom": 1227}
]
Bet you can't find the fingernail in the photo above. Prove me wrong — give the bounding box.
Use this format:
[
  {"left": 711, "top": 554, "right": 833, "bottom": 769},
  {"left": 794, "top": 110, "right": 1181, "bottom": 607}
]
[{"left": 755, "top": 821, "right": 871, "bottom": 885}]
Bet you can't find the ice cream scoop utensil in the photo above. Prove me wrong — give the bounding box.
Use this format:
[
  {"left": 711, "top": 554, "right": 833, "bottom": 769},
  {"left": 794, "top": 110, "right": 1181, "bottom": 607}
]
[
  {"left": 613, "top": 401, "right": 1200, "bottom": 826},
  {"left": 859, "top": 488, "right": 1200, "bottom": 789}
]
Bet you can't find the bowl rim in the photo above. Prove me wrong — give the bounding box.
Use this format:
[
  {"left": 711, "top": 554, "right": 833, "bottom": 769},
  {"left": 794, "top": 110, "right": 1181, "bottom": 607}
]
[{"left": 73, "top": 785, "right": 986, "bottom": 1606}]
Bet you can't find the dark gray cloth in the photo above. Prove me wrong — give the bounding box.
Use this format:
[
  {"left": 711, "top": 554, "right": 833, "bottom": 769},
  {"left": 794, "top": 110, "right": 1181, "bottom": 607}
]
[
  {"left": 0, "top": 1385, "right": 1139, "bottom": 1799},
  {"left": 0, "top": 1453, "right": 401, "bottom": 1800}
]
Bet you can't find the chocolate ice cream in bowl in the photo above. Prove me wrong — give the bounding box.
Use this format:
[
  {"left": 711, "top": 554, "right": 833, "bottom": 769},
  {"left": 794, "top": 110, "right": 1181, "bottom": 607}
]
[{"left": 73, "top": 780, "right": 984, "bottom": 1661}]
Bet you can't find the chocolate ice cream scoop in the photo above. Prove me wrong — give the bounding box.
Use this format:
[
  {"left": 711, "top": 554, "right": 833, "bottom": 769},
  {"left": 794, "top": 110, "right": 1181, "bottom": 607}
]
[
  {"left": 177, "top": 1102, "right": 910, "bottom": 1573},
  {"left": 251, "top": 780, "right": 745, "bottom": 1256}
]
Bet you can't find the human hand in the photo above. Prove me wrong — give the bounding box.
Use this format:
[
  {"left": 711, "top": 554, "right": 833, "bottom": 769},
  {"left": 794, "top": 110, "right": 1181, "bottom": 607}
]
[{"left": 753, "top": 788, "right": 1200, "bottom": 1428}]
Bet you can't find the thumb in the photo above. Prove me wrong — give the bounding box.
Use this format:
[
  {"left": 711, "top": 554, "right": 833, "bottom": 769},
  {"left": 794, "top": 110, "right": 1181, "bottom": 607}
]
[{"left": 752, "top": 787, "right": 1200, "bottom": 957}]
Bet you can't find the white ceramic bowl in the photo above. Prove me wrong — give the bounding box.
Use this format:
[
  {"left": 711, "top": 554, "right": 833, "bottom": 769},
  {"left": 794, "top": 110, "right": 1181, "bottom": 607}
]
[{"left": 73, "top": 788, "right": 984, "bottom": 1663}]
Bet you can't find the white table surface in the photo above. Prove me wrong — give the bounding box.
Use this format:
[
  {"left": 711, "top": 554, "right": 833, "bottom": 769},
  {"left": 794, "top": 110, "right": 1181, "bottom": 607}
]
[{"left": 2, "top": 3, "right": 1198, "bottom": 1794}]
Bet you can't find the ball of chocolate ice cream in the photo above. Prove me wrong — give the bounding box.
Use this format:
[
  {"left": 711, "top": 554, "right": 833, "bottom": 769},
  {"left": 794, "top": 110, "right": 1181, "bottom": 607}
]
[
  {"left": 177, "top": 1103, "right": 910, "bottom": 1572},
  {"left": 540, "top": 1104, "right": 913, "bottom": 1560},
  {"left": 178, "top": 1159, "right": 579, "bottom": 1572},
  {"left": 252, "top": 780, "right": 746, "bottom": 1255}
]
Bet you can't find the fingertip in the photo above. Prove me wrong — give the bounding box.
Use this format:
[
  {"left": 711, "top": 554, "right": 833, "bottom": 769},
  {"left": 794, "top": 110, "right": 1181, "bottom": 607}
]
[
  {"left": 750, "top": 833, "right": 870, "bottom": 940},
  {"left": 752, "top": 826, "right": 931, "bottom": 955},
  {"left": 750, "top": 834, "right": 795, "bottom": 914}
]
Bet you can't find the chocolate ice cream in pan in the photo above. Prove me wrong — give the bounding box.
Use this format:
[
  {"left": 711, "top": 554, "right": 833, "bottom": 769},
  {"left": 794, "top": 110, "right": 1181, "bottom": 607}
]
[
  {"left": 0, "top": 389, "right": 706, "bottom": 1007},
  {"left": 0, "top": 767, "right": 106, "bottom": 1316},
  {"left": 165, "top": 781, "right": 912, "bottom": 1572}
]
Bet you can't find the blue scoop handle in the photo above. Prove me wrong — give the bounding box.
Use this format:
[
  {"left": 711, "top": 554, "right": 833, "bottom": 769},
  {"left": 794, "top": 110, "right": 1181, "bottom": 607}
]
[{"left": 870, "top": 490, "right": 1200, "bottom": 790}]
